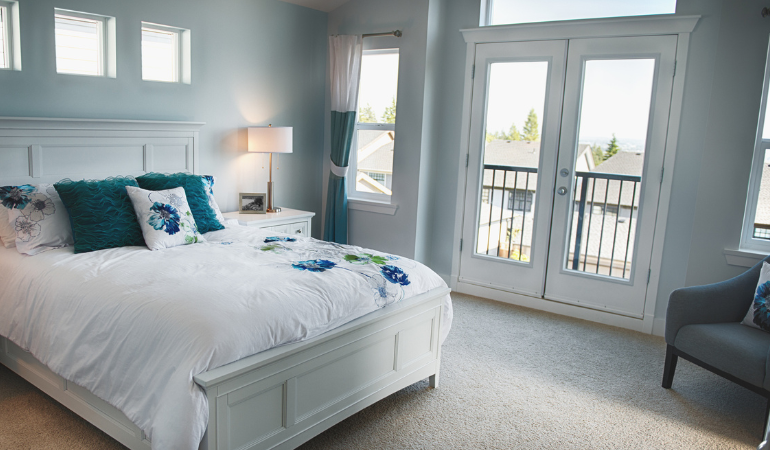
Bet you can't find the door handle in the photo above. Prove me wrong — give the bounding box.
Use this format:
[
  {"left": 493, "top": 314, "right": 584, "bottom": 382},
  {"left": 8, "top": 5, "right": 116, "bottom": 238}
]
[
  {"left": 557, "top": 187, "right": 568, "bottom": 195},
  {"left": 560, "top": 168, "right": 570, "bottom": 177}
]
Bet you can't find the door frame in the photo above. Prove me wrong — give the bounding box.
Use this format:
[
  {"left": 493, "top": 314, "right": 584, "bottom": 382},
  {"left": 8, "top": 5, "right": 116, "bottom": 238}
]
[{"left": 450, "top": 14, "right": 699, "bottom": 335}]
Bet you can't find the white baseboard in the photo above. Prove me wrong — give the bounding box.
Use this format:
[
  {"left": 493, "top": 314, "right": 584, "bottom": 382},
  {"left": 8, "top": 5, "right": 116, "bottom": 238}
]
[
  {"left": 652, "top": 317, "right": 666, "bottom": 337},
  {"left": 454, "top": 281, "right": 657, "bottom": 335}
]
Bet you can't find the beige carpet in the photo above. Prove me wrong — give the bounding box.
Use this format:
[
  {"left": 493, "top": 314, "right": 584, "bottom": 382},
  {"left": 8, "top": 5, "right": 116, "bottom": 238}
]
[{"left": 0, "top": 293, "right": 764, "bottom": 449}]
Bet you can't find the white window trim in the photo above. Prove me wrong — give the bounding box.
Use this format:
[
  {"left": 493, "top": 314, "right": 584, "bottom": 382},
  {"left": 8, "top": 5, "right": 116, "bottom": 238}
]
[
  {"left": 349, "top": 48, "right": 399, "bottom": 205},
  {"left": 54, "top": 8, "right": 116, "bottom": 78},
  {"left": 141, "top": 21, "right": 191, "bottom": 84},
  {"left": 740, "top": 39, "right": 770, "bottom": 253},
  {"left": 0, "top": 0, "right": 21, "bottom": 71}
]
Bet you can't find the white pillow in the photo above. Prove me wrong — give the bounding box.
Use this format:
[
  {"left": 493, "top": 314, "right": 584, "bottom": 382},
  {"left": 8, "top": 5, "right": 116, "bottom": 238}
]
[
  {"left": 4, "top": 184, "right": 74, "bottom": 255},
  {"left": 742, "top": 261, "right": 770, "bottom": 331},
  {"left": 201, "top": 176, "right": 226, "bottom": 225},
  {"left": 0, "top": 184, "right": 36, "bottom": 248},
  {"left": 126, "top": 185, "right": 205, "bottom": 251},
  {"left": 0, "top": 205, "right": 16, "bottom": 248}
]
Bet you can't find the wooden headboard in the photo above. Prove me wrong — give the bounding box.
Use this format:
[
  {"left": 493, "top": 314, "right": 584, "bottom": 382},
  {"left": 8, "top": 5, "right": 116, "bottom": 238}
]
[{"left": 0, "top": 117, "right": 205, "bottom": 186}]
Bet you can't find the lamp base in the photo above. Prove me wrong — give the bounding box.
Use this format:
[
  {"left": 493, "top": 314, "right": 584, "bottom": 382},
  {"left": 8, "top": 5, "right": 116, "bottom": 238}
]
[
  {"left": 266, "top": 181, "right": 278, "bottom": 213},
  {"left": 267, "top": 207, "right": 282, "bottom": 213}
]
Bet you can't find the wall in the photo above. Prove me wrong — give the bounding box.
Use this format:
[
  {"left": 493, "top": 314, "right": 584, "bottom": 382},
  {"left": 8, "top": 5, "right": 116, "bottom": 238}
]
[{"left": 0, "top": 0, "right": 327, "bottom": 236}]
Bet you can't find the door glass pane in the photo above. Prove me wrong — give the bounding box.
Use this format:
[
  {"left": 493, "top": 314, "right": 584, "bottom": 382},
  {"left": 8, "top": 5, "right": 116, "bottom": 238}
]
[
  {"left": 753, "top": 148, "right": 770, "bottom": 240},
  {"left": 476, "top": 61, "right": 548, "bottom": 262},
  {"left": 565, "top": 59, "right": 655, "bottom": 279}
]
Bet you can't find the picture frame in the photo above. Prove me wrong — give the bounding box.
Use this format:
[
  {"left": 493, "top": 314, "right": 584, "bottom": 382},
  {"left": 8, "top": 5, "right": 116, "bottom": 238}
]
[{"left": 239, "top": 192, "right": 267, "bottom": 214}]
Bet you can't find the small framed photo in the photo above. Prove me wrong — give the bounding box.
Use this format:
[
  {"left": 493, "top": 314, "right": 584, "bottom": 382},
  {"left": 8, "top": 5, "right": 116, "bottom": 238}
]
[{"left": 239, "top": 193, "right": 266, "bottom": 214}]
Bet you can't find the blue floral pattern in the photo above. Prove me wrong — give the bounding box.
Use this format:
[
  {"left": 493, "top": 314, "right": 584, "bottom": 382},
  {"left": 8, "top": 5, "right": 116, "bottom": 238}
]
[
  {"left": 0, "top": 185, "right": 35, "bottom": 210},
  {"left": 292, "top": 259, "right": 336, "bottom": 272},
  {"left": 754, "top": 281, "right": 770, "bottom": 331},
  {"left": 148, "top": 202, "right": 181, "bottom": 235},
  {"left": 265, "top": 236, "right": 297, "bottom": 243},
  {"left": 381, "top": 265, "right": 411, "bottom": 286}
]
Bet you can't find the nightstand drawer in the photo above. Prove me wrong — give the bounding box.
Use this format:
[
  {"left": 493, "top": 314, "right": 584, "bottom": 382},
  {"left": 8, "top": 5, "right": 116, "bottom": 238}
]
[{"left": 286, "top": 221, "right": 307, "bottom": 236}]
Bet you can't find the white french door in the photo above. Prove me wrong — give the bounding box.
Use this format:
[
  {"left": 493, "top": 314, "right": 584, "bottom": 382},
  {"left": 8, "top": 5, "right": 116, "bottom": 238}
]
[{"left": 458, "top": 35, "right": 677, "bottom": 318}]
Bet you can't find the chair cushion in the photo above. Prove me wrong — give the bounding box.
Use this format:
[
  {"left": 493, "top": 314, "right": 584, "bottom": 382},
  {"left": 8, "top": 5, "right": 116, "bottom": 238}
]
[{"left": 675, "top": 322, "right": 770, "bottom": 389}]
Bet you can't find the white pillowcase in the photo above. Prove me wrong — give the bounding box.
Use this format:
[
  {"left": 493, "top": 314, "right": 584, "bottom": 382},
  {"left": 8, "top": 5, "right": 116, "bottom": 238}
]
[
  {"left": 201, "top": 175, "right": 226, "bottom": 225},
  {"left": 126, "top": 186, "right": 205, "bottom": 251},
  {"left": 0, "top": 206, "right": 15, "bottom": 248},
  {"left": 742, "top": 261, "right": 770, "bottom": 331},
  {"left": 3, "top": 184, "right": 74, "bottom": 255}
]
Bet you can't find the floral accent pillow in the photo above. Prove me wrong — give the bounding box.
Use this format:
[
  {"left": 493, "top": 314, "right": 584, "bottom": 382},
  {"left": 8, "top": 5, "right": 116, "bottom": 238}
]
[
  {"left": 2, "top": 184, "right": 74, "bottom": 255},
  {"left": 126, "top": 186, "right": 205, "bottom": 251},
  {"left": 742, "top": 262, "right": 770, "bottom": 332},
  {"left": 201, "top": 175, "right": 226, "bottom": 225}
]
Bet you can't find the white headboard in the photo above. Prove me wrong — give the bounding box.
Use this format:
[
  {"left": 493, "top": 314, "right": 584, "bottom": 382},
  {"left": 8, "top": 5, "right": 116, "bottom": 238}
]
[{"left": 0, "top": 117, "right": 205, "bottom": 186}]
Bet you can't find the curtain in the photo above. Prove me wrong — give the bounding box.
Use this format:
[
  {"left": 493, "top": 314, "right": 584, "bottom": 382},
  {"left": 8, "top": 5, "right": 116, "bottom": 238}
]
[{"left": 323, "top": 35, "right": 362, "bottom": 244}]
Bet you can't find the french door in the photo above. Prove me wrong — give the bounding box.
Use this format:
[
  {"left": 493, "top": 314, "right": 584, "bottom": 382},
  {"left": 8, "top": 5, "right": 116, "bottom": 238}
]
[{"left": 459, "top": 35, "right": 677, "bottom": 318}]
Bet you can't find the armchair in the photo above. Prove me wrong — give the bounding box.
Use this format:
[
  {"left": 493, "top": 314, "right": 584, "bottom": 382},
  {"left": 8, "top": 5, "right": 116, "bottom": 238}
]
[{"left": 663, "top": 255, "right": 770, "bottom": 438}]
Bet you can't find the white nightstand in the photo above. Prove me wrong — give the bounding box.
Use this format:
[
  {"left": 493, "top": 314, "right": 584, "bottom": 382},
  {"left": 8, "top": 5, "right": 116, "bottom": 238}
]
[{"left": 222, "top": 208, "right": 315, "bottom": 237}]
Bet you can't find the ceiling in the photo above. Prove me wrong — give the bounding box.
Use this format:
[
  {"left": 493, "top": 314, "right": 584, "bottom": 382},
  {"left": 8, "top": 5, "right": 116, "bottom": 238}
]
[{"left": 278, "top": 0, "right": 352, "bottom": 13}]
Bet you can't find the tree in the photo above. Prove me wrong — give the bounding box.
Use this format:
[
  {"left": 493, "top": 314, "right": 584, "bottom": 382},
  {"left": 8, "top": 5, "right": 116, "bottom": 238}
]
[
  {"left": 507, "top": 123, "right": 521, "bottom": 141},
  {"left": 604, "top": 134, "right": 621, "bottom": 161},
  {"left": 382, "top": 97, "right": 397, "bottom": 124},
  {"left": 591, "top": 144, "right": 604, "bottom": 166},
  {"left": 359, "top": 104, "right": 377, "bottom": 123},
  {"left": 522, "top": 108, "right": 539, "bottom": 141}
]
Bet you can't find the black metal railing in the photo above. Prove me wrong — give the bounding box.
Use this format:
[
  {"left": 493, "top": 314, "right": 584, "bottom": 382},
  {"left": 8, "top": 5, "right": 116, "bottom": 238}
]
[
  {"left": 478, "top": 164, "right": 537, "bottom": 261},
  {"left": 569, "top": 171, "right": 642, "bottom": 279}
]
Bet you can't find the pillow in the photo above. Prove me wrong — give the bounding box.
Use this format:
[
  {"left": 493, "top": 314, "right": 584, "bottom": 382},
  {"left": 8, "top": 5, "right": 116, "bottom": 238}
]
[
  {"left": 54, "top": 177, "right": 146, "bottom": 254},
  {"left": 5, "top": 184, "right": 74, "bottom": 255},
  {"left": 0, "top": 184, "right": 37, "bottom": 248},
  {"left": 126, "top": 186, "right": 205, "bottom": 251},
  {"left": 742, "top": 261, "right": 770, "bottom": 331},
  {"left": 136, "top": 173, "right": 224, "bottom": 234},
  {"left": 0, "top": 201, "right": 17, "bottom": 248},
  {"left": 201, "top": 175, "right": 226, "bottom": 225}
]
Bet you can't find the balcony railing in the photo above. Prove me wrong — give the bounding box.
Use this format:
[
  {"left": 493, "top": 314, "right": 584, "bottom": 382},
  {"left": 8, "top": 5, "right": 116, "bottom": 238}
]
[{"left": 476, "top": 164, "right": 642, "bottom": 279}]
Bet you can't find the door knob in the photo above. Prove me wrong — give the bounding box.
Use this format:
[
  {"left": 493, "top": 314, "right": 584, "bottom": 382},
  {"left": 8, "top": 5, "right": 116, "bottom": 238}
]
[
  {"left": 560, "top": 168, "right": 570, "bottom": 177},
  {"left": 557, "top": 187, "right": 568, "bottom": 195}
]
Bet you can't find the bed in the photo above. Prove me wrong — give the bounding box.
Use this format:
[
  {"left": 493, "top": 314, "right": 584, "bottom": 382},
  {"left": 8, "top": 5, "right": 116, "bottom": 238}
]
[{"left": 0, "top": 117, "right": 452, "bottom": 450}]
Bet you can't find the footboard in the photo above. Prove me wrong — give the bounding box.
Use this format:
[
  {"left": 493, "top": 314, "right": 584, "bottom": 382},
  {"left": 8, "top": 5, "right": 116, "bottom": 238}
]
[{"left": 194, "top": 287, "right": 449, "bottom": 450}]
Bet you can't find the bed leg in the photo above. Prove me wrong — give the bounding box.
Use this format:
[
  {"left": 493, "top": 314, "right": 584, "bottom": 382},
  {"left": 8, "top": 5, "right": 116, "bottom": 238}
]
[{"left": 429, "top": 373, "right": 439, "bottom": 389}]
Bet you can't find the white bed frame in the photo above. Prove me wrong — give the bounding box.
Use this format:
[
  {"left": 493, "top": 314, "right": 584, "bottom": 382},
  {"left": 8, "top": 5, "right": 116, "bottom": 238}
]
[{"left": 0, "top": 117, "right": 449, "bottom": 450}]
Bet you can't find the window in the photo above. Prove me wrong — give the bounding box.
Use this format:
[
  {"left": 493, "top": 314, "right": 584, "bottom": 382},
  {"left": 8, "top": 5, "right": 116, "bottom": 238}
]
[
  {"left": 350, "top": 49, "right": 399, "bottom": 201},
  {"left": 482, "top": 0, "right": 676, "bottom": 26},
  {"left": 0, "top": 1, "right": 20, "bottom": 70},
  {"left": 141, "top": 22, "right": 191, "bottom": 84},
  {"left": 54, "top": 9, "right": 116, "bottom": 77},
  {"left": 742, "top": 38, "right": 770, "bottom": 252},
  {"left": 507, "top": 190, "right": 533, "bottom": 212}
]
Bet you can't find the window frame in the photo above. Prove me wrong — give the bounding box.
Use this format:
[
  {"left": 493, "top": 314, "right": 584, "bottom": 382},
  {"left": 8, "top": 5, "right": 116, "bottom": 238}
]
[
  {"left": 741, "top": 39, "right": 770, "bottom": 252},
  {"left": 54, "top": 8, "right": 116, "bottom": 78},
  {"left": 348, "top": 48, "right": 399, "bottom": 203},
  {"left": 0, "top": 0, "right": 20, "bottom": 71},
  {"left": 480, "top": 0, "right": 677, "bottom": 27},
  {"left": 141, "top": 21, "right": 191, "bottom": 84}
]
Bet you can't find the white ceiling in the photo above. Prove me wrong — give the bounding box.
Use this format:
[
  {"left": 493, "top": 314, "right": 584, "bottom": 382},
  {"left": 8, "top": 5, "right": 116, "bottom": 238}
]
[{"left": 278, "top": 0, "right": 351, "bottom": 13}]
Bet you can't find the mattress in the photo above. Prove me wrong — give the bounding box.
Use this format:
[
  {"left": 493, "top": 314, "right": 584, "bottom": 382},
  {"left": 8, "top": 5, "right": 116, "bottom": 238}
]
[{"left": 0, "top": 225, "right": 452, "bottom": 449}]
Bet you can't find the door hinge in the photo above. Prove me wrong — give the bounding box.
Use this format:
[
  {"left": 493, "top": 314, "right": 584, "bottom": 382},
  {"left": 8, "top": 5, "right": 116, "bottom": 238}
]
[
  {"left": 471, "top": 65, "right": 475, "bottom": 79},
  {"left": 460, "top": 238, "right": 463, "bottom": 251},
  {"left": 465, "top": 154, "right": 469, "bottom": 167},
  {"left": 647, "top": 269, "right": 652, "bottom": 284}
]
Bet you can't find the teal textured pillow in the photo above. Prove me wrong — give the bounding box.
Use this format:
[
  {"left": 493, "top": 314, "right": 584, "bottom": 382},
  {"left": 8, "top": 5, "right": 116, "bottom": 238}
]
[
  {"left": 136, "top": 173, "right": 225, "bottom": 233},
  {"left": 54, "top": 177, "right": 145, "bottom": 254}
]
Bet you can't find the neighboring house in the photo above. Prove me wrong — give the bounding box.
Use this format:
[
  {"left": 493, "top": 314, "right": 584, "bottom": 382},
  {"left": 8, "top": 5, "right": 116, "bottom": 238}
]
[{"left": 356, "top": 130, "right": 394, "bottom": 195}]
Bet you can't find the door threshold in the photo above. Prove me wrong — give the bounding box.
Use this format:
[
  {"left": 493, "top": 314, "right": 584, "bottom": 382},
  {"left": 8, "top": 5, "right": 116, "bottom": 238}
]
[{"left": 455, "top": 281, "right": 656, "bottom": 335}]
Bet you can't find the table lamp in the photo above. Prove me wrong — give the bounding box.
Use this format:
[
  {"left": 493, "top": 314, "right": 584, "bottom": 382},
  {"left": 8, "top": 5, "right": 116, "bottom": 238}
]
[{"left": 248, "top": 125, "right": 293, "bottom": 212}]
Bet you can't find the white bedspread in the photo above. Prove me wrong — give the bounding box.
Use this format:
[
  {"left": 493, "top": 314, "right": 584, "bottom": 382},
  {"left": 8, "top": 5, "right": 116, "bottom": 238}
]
[{"left": 0, "top": 225, "right": 452, "bottom": 449}]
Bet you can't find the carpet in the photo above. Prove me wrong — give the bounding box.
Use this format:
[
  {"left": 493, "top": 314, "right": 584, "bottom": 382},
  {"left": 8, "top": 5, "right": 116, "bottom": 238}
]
[{"left": 0, "top": 293, "right": 763, "bottom": 449}]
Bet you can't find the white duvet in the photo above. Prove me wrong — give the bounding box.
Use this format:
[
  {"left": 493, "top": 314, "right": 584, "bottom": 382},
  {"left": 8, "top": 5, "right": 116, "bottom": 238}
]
[{"left": 0, "top": 225, "right": 452, "bottom": 449}]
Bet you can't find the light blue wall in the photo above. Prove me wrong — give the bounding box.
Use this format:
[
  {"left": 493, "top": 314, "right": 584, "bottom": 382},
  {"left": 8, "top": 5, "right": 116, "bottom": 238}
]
[{"left": 0, "top": 0, "right": 328, "bottom": 237}]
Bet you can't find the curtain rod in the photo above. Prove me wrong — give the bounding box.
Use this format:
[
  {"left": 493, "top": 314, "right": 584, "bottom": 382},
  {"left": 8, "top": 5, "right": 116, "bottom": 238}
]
[{"left": 362, "top": 30, "right": 402, "bottom": 38}]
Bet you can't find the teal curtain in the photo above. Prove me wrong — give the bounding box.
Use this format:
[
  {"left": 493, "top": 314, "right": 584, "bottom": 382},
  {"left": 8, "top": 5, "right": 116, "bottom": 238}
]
[
  {"left": 324, "top": 111, "right": 357, "bottom": 243},
  {"left": 323, "top": 35, "right": 362, "bottom": 244}
]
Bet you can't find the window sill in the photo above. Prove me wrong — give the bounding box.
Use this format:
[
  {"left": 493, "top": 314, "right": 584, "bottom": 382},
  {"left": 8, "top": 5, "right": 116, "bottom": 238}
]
[
  {"left": 348, "top": 198, "right": 398, "bottom": 215},
  {"left": 724, "top": 248, "right": 768, "bottom": 268}
]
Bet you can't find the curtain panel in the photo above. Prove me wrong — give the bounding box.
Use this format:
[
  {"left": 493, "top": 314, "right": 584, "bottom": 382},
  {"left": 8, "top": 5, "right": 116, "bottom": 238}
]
[{"left": 323, "top": 35, "right": 362, "bottom": 243}]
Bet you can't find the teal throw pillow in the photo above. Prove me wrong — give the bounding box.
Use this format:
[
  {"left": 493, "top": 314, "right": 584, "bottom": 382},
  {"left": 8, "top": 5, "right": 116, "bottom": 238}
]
[
  {"left": 54, "top": 177, "right": 145, "bottom": 254},
  {"left": 136, "top": 172, "right": 224, "bottom": 234}
]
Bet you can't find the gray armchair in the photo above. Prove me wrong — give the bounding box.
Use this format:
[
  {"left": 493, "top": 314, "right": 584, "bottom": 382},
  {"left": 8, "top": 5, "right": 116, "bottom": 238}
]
[{"left": 663, "top": 255, "right": 770, "bottom": 436}]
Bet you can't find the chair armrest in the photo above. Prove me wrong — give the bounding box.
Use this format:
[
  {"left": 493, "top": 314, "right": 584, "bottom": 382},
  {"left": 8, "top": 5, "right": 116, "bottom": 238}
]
[{"left": 665, "top": 263, "right": 764, "bottom": 345}]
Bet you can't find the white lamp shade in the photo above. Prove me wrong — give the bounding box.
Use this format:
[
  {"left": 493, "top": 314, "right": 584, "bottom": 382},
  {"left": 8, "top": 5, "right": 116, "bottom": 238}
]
[{"left": 248, "top": 126, "right": 293, "bottom": 154}]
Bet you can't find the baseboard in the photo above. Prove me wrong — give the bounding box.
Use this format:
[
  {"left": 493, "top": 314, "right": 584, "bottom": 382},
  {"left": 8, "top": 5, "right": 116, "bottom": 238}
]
[
  {"left": 455, "top": 281, "right": 653, "bottom": 334},
  {"left": 652, "top": 317, "right": 666, "bottom": 337}
]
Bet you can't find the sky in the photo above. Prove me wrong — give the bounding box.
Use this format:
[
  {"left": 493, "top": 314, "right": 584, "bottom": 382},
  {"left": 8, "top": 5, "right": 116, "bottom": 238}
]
[
  {"left": 485, "top": 58, "right": 655, "bottom": 148},
  {"left": 490, "top": 0, "right": 676, "bottom": 25},
  {"left": 357, "top": 51, "right": 399, "bottom": 122}
]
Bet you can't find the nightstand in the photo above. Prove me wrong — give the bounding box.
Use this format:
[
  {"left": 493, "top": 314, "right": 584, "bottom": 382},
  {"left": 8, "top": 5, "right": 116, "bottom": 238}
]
[{"left": 222, "top": 209, "right": 315, "bottom": 237}]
